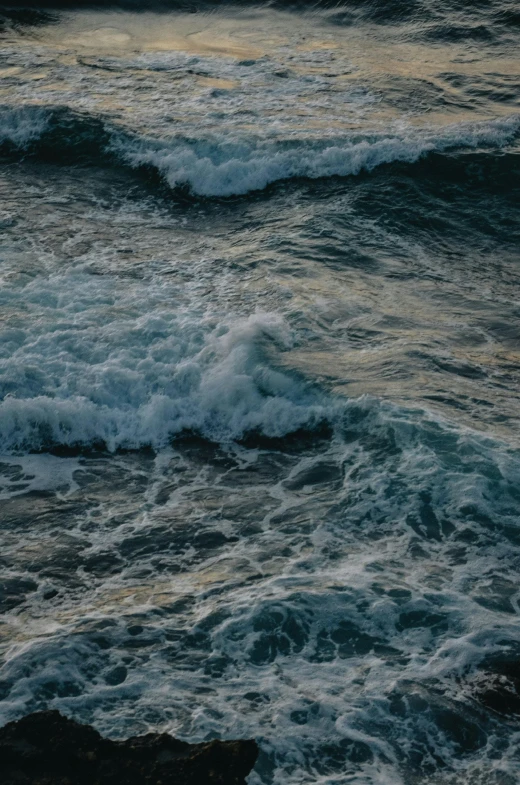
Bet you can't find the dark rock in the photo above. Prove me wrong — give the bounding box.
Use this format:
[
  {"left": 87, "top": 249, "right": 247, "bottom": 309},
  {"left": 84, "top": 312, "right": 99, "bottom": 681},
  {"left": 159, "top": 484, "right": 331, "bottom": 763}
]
[
  {"left": 0, "top": 710, "right": 259, "bottom": 785},
  {"left": 473, "top": 660, "right": 520, "bottom": 718}
]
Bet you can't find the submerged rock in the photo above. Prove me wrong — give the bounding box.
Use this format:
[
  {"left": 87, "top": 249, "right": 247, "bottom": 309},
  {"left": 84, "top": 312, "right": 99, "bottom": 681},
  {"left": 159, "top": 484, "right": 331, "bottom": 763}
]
[
  {"left": 474, "top": 660, "right": 520, "bottom": 718},
  {"left": 0, "top": 710, "right": 259, "bottom": 785}
]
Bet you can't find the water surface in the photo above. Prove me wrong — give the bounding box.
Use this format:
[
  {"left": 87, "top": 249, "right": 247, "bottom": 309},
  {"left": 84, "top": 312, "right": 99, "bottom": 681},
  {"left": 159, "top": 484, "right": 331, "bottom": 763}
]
[{"left": 0, "top": 3, "right": 519, "bottom": 783}]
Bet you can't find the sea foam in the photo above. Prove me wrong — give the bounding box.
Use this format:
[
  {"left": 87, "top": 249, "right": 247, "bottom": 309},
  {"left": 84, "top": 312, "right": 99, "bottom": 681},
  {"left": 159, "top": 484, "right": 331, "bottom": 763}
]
[
  {"left": 0, "top": 105, "right": 50, "bottom": 148},
  {"left": 116, "top": 115, "right": 520, "bottom": 196},
  {"left": 1, "top": 104, "right": 518, "bottom": 197},
  {"left": 0, "top": 288, "right": 333, "bottom": 453}
]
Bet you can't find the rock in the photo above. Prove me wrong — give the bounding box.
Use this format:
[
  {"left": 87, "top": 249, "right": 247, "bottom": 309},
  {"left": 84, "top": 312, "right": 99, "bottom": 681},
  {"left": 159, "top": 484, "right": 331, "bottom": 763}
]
[
  {"left": 0, "top": 710, "right": 259, "bottom": 785},
  {"left": 473, "top": 660, "right": 520, "bottom": 718}
]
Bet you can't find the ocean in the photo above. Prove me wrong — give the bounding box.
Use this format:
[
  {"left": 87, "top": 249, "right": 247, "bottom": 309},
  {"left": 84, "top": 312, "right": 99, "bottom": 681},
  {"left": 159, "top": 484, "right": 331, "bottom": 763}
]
[{"left": 0, "top": 1, "right": 519, "bottom": 782}]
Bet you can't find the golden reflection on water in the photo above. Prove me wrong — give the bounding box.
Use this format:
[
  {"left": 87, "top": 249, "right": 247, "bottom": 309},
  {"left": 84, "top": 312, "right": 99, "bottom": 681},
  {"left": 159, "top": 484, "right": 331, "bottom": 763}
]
[
  {"left": 1, "top": 8, "right": 518, "bottom": 440},
  {"left": 0, "top": 66, "right": 22, "bottom": 78},
  {"left": 41, "top": 12, "right": 264, "bottom": 60},
  {"left": 0, "top": 563, "right": 241, "bottom": 651},
  {"left": 17, "top": 9, "right": 517, "bottom": 85},
  {"left": 196, "top": 76, "right": 239, "bottom": 90},
  {"left": 4, "top": 8, "right": 514, "bottom": 134},
  {"left": 271, "top": 265, "right": 520, "bottom": 440}
]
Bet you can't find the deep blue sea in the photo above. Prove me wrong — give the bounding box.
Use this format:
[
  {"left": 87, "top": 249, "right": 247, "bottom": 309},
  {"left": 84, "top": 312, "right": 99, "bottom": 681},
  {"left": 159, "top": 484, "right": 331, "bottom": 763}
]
[{"left": 0, "top": 1, "right": 519, "bottom": 782}]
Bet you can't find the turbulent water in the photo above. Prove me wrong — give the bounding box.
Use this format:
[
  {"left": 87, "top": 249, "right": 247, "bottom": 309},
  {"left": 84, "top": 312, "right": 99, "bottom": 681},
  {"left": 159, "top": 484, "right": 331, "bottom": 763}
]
[{"left": 0, "top": 2, "right": 519, "bottom": 783}]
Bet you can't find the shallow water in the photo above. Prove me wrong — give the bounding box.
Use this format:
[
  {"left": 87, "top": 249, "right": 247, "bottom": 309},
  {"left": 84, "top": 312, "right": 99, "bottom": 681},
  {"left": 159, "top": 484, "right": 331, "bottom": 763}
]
[{"left": 0, "top": 3, "right": 519, "bottom": 784}]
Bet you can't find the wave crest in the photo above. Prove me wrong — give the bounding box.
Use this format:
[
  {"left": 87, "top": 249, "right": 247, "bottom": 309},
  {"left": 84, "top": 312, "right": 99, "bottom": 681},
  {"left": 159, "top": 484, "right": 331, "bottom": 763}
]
[
  {"left": 0, "top": 311, "right": 334, "bottom": 453},
  {"left": 1, "top": 105, "right": 519, "bottom": 197}
]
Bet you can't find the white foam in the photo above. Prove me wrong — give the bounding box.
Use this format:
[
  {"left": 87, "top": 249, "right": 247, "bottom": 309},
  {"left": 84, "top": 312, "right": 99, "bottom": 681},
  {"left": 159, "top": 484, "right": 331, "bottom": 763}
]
[
  {"left": 0, "top": 270, "right": 333, "bottom": 452},
  {"left": 0, "top": 454, "right": 82, "bottom": 499},
  {"left": 1, "top": 101, "right": 518, "bottom": 197},
  {"left": 0, "top": 105, "right": 50, "bottom": 147},
  {"left": 115, "top": 115, "right": 520, "bottom": 196}
]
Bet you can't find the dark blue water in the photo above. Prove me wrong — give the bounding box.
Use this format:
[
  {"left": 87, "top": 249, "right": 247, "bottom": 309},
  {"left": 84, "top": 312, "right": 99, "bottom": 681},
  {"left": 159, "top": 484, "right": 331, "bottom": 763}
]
[{"left": 0, "top": 3, "right": 519, "bottom": 783}]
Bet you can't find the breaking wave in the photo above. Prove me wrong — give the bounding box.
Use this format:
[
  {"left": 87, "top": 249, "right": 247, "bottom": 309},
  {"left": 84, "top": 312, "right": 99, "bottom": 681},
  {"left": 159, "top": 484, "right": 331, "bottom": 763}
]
[
  {"left": 1, "top": 105, "right": 519, "bottom": 197},
  {"left": 0, "top": 308, "right": 336, "bottom": 453}
]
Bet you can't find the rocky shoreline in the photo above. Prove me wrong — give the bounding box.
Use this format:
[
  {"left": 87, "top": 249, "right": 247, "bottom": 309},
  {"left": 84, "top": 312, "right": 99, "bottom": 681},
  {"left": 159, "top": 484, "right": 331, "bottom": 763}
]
[{"left": 0, "top": 711, "right": 259, "bottom": 785}]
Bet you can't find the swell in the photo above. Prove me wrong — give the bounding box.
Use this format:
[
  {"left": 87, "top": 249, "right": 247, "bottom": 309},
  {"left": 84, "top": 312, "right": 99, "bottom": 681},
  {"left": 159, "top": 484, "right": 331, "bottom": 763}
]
[
  {"left": 1, "top": 105, "right": 519, "bottom": 199},
  {"left": 2, "top": 0, "right": 519, "bottom": 47},
  {"left": 3, "top": 0, "right": 519, "bottom": 24}
]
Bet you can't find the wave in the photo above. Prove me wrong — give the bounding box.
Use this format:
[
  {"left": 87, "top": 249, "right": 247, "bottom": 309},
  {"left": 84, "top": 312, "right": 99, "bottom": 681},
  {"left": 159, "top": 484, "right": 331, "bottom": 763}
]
[
  {"left": 0, "top": 8, "right": 58, "bottom": 31},
  {"left": 0, "top": 106, "right": 111, "bottom": 162},
  {"left": 117, "top": 117, "right": 520, "bottom": 197},
  {"left": 0, "top": 309, "right": 336, "bottom": 453},
  {"left": 1, "top": 105, "right": 519, "bottom": 198},
  {"left": 3, "top": 0, "right": 519, "bottom": 38},
  {"left": 3, "top": 0, "right": 517, "bottom": 14}
]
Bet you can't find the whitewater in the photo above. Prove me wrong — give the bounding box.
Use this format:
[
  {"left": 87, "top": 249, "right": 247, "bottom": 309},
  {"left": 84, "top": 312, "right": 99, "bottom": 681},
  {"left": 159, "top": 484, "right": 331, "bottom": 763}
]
[{"left": 1, "top": 104, "right": 519, "bottom": 197}]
